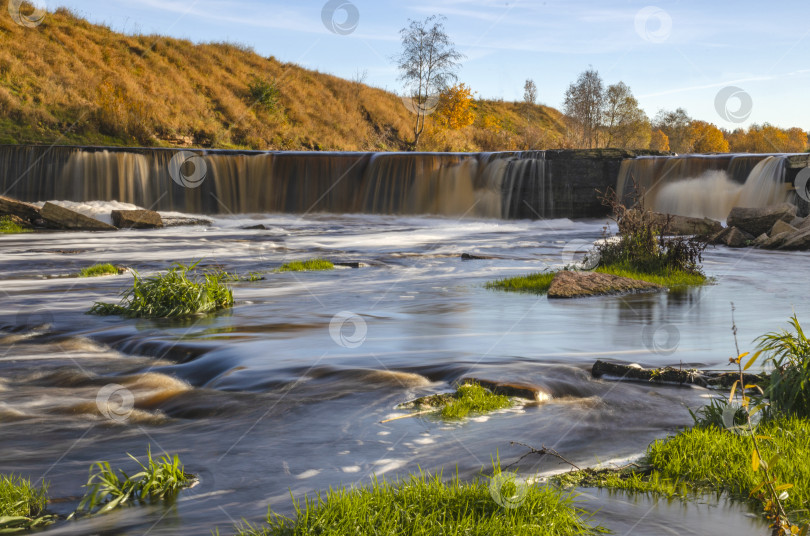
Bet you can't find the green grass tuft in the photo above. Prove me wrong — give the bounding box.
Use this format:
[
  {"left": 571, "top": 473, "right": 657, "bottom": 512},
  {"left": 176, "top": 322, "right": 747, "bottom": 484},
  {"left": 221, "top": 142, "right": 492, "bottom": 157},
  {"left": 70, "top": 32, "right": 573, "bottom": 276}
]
[
  {"left": 275, "top": 259, "right": 334, "bottom": 272},
  {"left": 76, "top": 448, "right": 193, "bottom": 516},
  {"left": 558, "top": 417, "right": 810, "bottom": 526},
  {"left": 0, "top": 215, "right": 32, "bottom": 234},
  {"left": 485, "top": 272, "right": 555, "bottom": 294},
  {"left": 89, "top": 261, "right": 233, "bottom": 318},
  {"left": 79, "top": 263, "right": 120, "bottom": 278},
  {"left": 0, "top": 474, "right": 53, "bottom": 532},
  {"left": 231, "top": 469, "right": 595, "bottom": 536}
]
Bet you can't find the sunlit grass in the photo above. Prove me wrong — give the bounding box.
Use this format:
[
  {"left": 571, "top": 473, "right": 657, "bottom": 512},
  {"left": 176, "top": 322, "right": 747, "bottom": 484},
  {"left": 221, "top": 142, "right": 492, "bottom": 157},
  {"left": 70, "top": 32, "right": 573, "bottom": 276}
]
[
  {"left": 440, "top": 382, "right": 514, "bottom": 419},
  {"left": 0, "top": 474, "right": 53, "bottom": 532},
  {"left": 76, "top": 448, "right": 193, "bottom": 516},
  {"left": 594, "top": 264, "right": 707, "bottom": 287},
  {"left": 556, "top": 417, "right": 810, "bottom": 526},
  {"left": 79, "top": 263, "right": 120, "bottom": 277},
  {"left": 230, "top": 469, "right": 596, "bottom": 536},
  {"left": 89, "top": 261, "right": 233, "bottom": 318},
  {"left": 0, "top": 215, "right": 31, "bottom": 234},
  {"left": 275, "top": 259, "right": 334, "bottom": 272},
  {"left": 485, "top": 272, "right": 555, "bottom": 294}
]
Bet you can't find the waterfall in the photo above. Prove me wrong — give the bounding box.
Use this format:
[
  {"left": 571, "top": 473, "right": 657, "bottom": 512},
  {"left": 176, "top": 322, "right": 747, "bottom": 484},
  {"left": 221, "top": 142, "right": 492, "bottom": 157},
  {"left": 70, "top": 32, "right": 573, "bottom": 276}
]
[
  {"left": 617, "top": 154, "right": 790, "bottom": 220},
  {"left": 0, "top": 146, "right": 565, "bottom": 219}
]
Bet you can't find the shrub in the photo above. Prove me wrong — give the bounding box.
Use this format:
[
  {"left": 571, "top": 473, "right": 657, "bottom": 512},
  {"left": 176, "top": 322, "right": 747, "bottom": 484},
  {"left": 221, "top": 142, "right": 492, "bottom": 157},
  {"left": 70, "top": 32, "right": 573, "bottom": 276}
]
[
  {"left": 596, "top": 188, "right": 707, "bottom": 276},
  {"left": 247, "top": 77, "right": 281, "bottom": 112},
  {"left": 89, "top": 261, "right": 233, "bottom": 318}
]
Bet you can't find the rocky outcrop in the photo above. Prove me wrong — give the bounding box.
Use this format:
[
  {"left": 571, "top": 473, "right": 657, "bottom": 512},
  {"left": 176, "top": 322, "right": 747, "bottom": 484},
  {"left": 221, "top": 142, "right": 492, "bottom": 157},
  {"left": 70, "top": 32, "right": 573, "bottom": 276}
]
[
  {"left": 770, "top": 220, "right": 797, "bottom": 237},
  {"left": 40, "top": 202, "right": 117, "bottom": 231},
  {"left": 780, "top": 229, "right": 810, "bottom": 250},
  {"left": 649, "top": 212, "right": 722, "bottom": 236},
  {"left": 726, "top": 203, "right": 797, "bottom": 237},
  {"left": 111, "top": 209, "right": 163, "bottom": 229},
  {"left": 0, "top": 194, "right": 41, "bottom": 223},
  {"left": 547, "top": 270, "right": 662, "bottom": 299},
  {"left": 709, "top": 226, "right": 754, "bottom": 247}
]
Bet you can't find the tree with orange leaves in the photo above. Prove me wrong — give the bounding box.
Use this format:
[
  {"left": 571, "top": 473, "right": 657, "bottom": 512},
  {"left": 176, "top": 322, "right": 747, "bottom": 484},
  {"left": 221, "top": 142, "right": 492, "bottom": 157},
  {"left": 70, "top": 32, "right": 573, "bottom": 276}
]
[{"left": 434, "top": 83, "right": 476, "bottom": 130}]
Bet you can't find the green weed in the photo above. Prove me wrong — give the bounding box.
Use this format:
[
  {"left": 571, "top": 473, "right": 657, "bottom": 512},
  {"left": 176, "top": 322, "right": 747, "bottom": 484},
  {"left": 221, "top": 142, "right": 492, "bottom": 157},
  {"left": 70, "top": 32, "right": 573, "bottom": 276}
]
[
  {"left": 89, "top": 261, "right": 233, "bottom": 318},
  {"left": 275, "top": 259, "right": 334, "bottom": 272},
  {"left": 79, "top": 263, "right": 120, "bottom": 277}
]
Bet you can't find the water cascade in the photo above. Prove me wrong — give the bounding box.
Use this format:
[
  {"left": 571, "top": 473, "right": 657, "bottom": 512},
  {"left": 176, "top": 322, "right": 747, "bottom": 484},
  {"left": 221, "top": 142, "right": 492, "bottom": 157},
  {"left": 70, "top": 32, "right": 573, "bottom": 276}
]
[
  {"left": 617, "top": 154, "right": 791, "bottom": 220},
  {"left": 0, "top": 146, "right": 573, "bottom": 219}
]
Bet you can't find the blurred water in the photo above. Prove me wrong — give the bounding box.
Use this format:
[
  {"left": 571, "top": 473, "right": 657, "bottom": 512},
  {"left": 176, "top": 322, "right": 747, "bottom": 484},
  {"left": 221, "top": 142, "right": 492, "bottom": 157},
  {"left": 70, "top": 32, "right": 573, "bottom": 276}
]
[{"left": 1, "top": 211, "right": 805, "bottom": 535}]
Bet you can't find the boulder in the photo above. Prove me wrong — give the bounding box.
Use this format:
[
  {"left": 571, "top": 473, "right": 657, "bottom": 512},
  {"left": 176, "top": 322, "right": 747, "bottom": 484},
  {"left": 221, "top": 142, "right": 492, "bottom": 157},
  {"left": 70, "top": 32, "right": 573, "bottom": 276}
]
[
  {"left": 547, "top": 270, "right": 662, "bottom": 299},
  {"left": 708, "top": 226, "right": 732, "bottom": 245},
  {"left": 111, "top": 209, "right": 163, "bottom": 229},
  {"left": 40, "top": 202, "right": 117, "bottom": 231},
  {"left": 752, "top": 233, "right": 769, "bottom": 247},
  {"left": 650, "top": 212, "right": 722, "bottom": 236},
  {"left": 760, "top": 231, "right": 792, "bottom": 250},
  {"left": 790, "top": 216, "right": 805, "bottom": 228},
  {"left": 770, "top": 220, "right": 797, "bottom": 237},
  {"left": 0, "top": 194, "right": 41, "bottom": 222},
  {"left": 780, "top": 229, "right": 810, "bottom": 251},
  {"left": 723, "top": 227, "right": 755, "bottom": 248},
  {"left": 726, "top": 203, "right": 797, "bottom": 237}
]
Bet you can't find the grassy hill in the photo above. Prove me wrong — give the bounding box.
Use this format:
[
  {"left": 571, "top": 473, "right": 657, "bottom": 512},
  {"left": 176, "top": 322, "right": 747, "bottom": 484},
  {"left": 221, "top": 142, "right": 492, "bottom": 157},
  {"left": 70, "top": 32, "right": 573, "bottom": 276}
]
[{"left": 0, "top": 8, "right": 567, "bottom": 151}]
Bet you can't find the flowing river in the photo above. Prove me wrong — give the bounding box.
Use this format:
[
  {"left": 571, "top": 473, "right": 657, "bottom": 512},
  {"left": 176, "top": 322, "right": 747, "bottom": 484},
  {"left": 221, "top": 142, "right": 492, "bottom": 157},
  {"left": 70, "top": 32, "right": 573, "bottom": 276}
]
[{"left": 2, "top": 209, "right": 805, "bottom": 534}]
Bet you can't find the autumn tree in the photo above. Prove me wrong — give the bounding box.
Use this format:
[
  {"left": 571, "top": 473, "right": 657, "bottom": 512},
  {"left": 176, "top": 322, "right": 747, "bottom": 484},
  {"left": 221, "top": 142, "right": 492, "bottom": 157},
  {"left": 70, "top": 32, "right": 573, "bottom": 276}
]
[
  {"left": 523, "top": 79, "right": 537, "bottom": 112},
  {"left": 602, "top": 82, "right": 651, "bottom": 149},
  {"left": 394, "top": 15, "right": 464, "bottom": 150},
  {"left": 728, "top": 124, "right": 809, "bottom": 153},
  {"left": 690, "top": 120, "right": 730, "bottom": 153},
  {"left": 563, "top": 67, "right": 604, "bottom": 148},
  {"left": 653, "top": 108, "right": 696, "bottom": 152},
  {"left": 650, "top": 129, "right": 670, "bottom": 152},
  {"left": 434, "top": 83, "right": 475, "bottom": 130}
]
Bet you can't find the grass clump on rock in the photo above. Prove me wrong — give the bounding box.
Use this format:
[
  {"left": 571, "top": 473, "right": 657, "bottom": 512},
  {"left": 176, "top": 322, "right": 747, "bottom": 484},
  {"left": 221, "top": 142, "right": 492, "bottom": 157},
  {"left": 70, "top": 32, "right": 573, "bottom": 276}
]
[
  {"left": 0, "top": 215, "right": 31, "bottom": 234},
  {"left": 0, "top": 474, "right": 53, "bottom": 531},
  {"left": 79, "top": 263, "right": 120, "bottom": 278},
  {"left": 89, "top": 261, "right": 233, "bottom": 318},
  {"left": 398, "top": 382, "right": 515, "bottom": 420},
  {"left": 231, "top": 469, "right": 595, "bottom": 536},
  {"left": 275, "top": 259, "right": 334, "bottom": 272}
]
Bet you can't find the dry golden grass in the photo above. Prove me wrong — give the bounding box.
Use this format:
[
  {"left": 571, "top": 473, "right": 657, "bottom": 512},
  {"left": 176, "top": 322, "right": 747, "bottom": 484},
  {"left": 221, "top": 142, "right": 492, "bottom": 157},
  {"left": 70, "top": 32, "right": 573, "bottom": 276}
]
[{"left": 0, "top": 7, "right": 566, "bottom": 151}]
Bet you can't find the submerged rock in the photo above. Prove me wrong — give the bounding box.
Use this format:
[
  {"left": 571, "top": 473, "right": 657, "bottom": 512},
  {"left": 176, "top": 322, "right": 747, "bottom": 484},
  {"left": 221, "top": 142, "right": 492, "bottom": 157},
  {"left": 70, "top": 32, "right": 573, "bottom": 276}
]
[
  {"left": 40, "top": 202, "right": 117, "bottom": 231},
  {"left": 591, "top": 359, "right": 764, "bottom": 388},
  {"left": 112, "top": 209, "right": 163, "bottom": 229},
  {"left": 547, "top": 270, "right": 662, "bottom": 299},
  {"left": 726, "top": 203, "right": 797, "bottom": 237},
  {"left": 160, "top": 216, "right": 213, "bottom": 227}
]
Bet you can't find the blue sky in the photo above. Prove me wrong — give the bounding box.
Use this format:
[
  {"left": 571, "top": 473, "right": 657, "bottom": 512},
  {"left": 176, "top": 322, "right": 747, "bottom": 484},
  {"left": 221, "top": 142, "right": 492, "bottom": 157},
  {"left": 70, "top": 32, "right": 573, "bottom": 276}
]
[{"left": 56, "top": 0, "right": 810, "bottom": 129}]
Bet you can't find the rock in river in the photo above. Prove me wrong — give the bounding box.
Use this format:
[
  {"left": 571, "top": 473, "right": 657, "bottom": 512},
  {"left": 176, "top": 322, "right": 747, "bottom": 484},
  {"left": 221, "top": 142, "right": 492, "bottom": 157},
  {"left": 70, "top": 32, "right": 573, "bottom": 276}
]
[
  {"left": 111, "top": 209, "right": 163, "bottom": 229},
  {"left": 547, "top": 270, "right": 662, "bottom": 299},
  {"left": 726, "top": 203, "right": 796, "bottom": 237}
]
